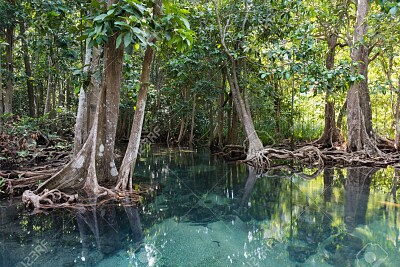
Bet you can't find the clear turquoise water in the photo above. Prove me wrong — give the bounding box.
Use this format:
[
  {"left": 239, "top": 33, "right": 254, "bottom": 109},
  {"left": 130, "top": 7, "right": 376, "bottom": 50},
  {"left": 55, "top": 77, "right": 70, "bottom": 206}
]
[{"left": 1, "top": 147, "right": 399, "bottom": 266}]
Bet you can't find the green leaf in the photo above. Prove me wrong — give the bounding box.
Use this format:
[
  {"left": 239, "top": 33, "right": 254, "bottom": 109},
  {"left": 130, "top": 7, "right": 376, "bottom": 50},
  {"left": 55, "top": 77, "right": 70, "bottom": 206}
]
[
  {"left": 72, "top": 69, "right": 81, "bottom": 76},
  {"left": 179, "top": 17, "right": 190, "bottom": 29},
  {"left": 116, "top": 33, "right": 124, "bottom": 48},
  {"left": 124, "top": 32, "right": 132, "bottom": 48},
  {"left": 94, "top": 14, "right": 107, "bottom": 22}
]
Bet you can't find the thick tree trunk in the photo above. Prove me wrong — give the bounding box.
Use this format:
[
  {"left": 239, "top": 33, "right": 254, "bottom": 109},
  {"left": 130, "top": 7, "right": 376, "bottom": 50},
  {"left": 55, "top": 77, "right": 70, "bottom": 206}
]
[
  {"left": 4, "top": 25, "right": 14, "bottom": 114},
  {"left": 346, "top": 0, "right": 380, "bottom": 155},
  {"left": 33, "top": 0, "right": 124, "bottom": 194},
  {"left": 317, "top": 35, "right": 341, "bottom": 147},
  {"left": 87, "top": 46, "right": 101, "bottom": 131},
  {"left": 20, "top": 21, "right": 36, "bottom": 117},
  {"left": 98, "top": 31, "right": 124, "bottom": 184}
]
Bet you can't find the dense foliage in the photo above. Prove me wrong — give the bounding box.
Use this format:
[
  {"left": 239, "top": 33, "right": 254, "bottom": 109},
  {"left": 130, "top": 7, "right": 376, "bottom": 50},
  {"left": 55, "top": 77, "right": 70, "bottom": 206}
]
[{"left": 0, "top": 0, "right": 399, "bottom": 147}]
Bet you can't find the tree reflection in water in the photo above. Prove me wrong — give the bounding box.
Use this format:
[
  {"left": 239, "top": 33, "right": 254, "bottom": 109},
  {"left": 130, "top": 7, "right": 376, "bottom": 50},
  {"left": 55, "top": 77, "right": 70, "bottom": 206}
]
[{"left": 76, "top": 196, "right": 144, "bottom": 265}]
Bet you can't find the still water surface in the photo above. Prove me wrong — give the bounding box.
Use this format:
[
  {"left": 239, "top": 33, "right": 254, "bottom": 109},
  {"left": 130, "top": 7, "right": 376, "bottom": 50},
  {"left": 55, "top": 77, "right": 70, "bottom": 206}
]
[{"left": 1, "top": 147, "right": 399, "bottom": 266}]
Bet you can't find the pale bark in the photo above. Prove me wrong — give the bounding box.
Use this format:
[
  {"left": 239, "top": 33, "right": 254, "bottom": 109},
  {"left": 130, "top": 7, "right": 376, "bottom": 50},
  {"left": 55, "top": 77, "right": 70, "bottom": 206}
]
[
  {"left": 73, "top": 41, "right": 92, "bottom": 155},
  {"left": 116, "top": 1, "right": 161, "bottom": 191},
  {"left": 213, "top": 0, "right": 263, "bottom": 155},
  {"left": 33, "top": 0, "right": 123, "bottom": 194}
]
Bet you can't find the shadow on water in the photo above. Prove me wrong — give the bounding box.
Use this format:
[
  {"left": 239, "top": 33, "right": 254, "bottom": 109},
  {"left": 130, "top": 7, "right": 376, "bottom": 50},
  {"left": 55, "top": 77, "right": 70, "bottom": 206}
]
[{"left": 1, "top": 148, "right": 400, "bottom": 266}]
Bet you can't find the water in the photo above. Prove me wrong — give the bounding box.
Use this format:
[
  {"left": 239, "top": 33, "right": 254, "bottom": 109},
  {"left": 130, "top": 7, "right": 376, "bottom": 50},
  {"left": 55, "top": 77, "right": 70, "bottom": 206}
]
[{"left": 1, "top": 147, "right": 399, "bottom": 266}]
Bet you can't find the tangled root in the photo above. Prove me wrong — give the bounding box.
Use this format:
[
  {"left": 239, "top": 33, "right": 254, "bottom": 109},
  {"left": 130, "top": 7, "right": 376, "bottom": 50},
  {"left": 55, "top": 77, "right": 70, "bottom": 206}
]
[{"left": 22, "top": 189, "right": 78, "bottom": 210}]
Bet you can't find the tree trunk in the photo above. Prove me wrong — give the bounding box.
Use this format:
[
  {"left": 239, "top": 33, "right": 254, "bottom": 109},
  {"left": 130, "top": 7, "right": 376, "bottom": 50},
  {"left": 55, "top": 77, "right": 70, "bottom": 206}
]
[
  {"left": 189, "top": 94, "right": 196, "bottom": 146},
  {"left": 229, "top": 106, "right": 239, "bottom": 145},
  {"left": 176, "top": 116, "right": 186, "bottom": 145},
  {"left": 273, "top": 80, "right": 281, "bottom": 134},
  {"left": 177, "top": 87, "right": 187, "bottom": 145},
  {"left": 217, "top": 72, "right": 225, "bottom": 148},
  {"left": 73, "top": 41, "right": 92, "bottom": 155},
  {"left": 4, "top": 25, "right": 14, "bottom": 114},
  {"left": 317, "top": 35, "right": 341, "bottom": 147},
  {"left": 87, "top": 46, "right": 101, "bottom": 133},
  {"left": 346, "top": 0, "right": 380, "bottom": 155},
  {"left": 20, "top": 21, "right": 36, "bottom": 117},
  {"left": 33, "top": 0, "right": 124, "bottom": 194},
  {"left": 44, "top": 51, "right": 53, "bottom": 114},
  {"left": 213, "top": 0, "right": 263, "bottom": 155},
  {"left": 227, "top": 94, "right": 232, "bottom": 143},
  {"left": 116, "top": 1, "right": 161, "bottom": 191},
  {"left": 116, "top": 44, "right": 154, "bottom": 190},
  {"left": 209, "top": 100, "right": 214, "bottom": 147},
  {"left": 66, "top": 78, "right": 71, "bottom": 111},
  {"left": 337, "top": 100, "right": 347, "bottom": 130}
]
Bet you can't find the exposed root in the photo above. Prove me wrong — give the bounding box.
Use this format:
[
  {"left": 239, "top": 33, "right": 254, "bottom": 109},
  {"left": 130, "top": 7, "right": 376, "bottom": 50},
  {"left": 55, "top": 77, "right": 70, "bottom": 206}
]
[
  {"left": 243, "top": 144, "right": 400, "bottom": 171},
  {"left": 22, "top": 189, "right": 78, "bottom": 210},
  {"left": 245, "top": 145, "right": 324, "bottom": 170},
  {"left": 19, "top": 183, "right": 157, "bottom": 212}
]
